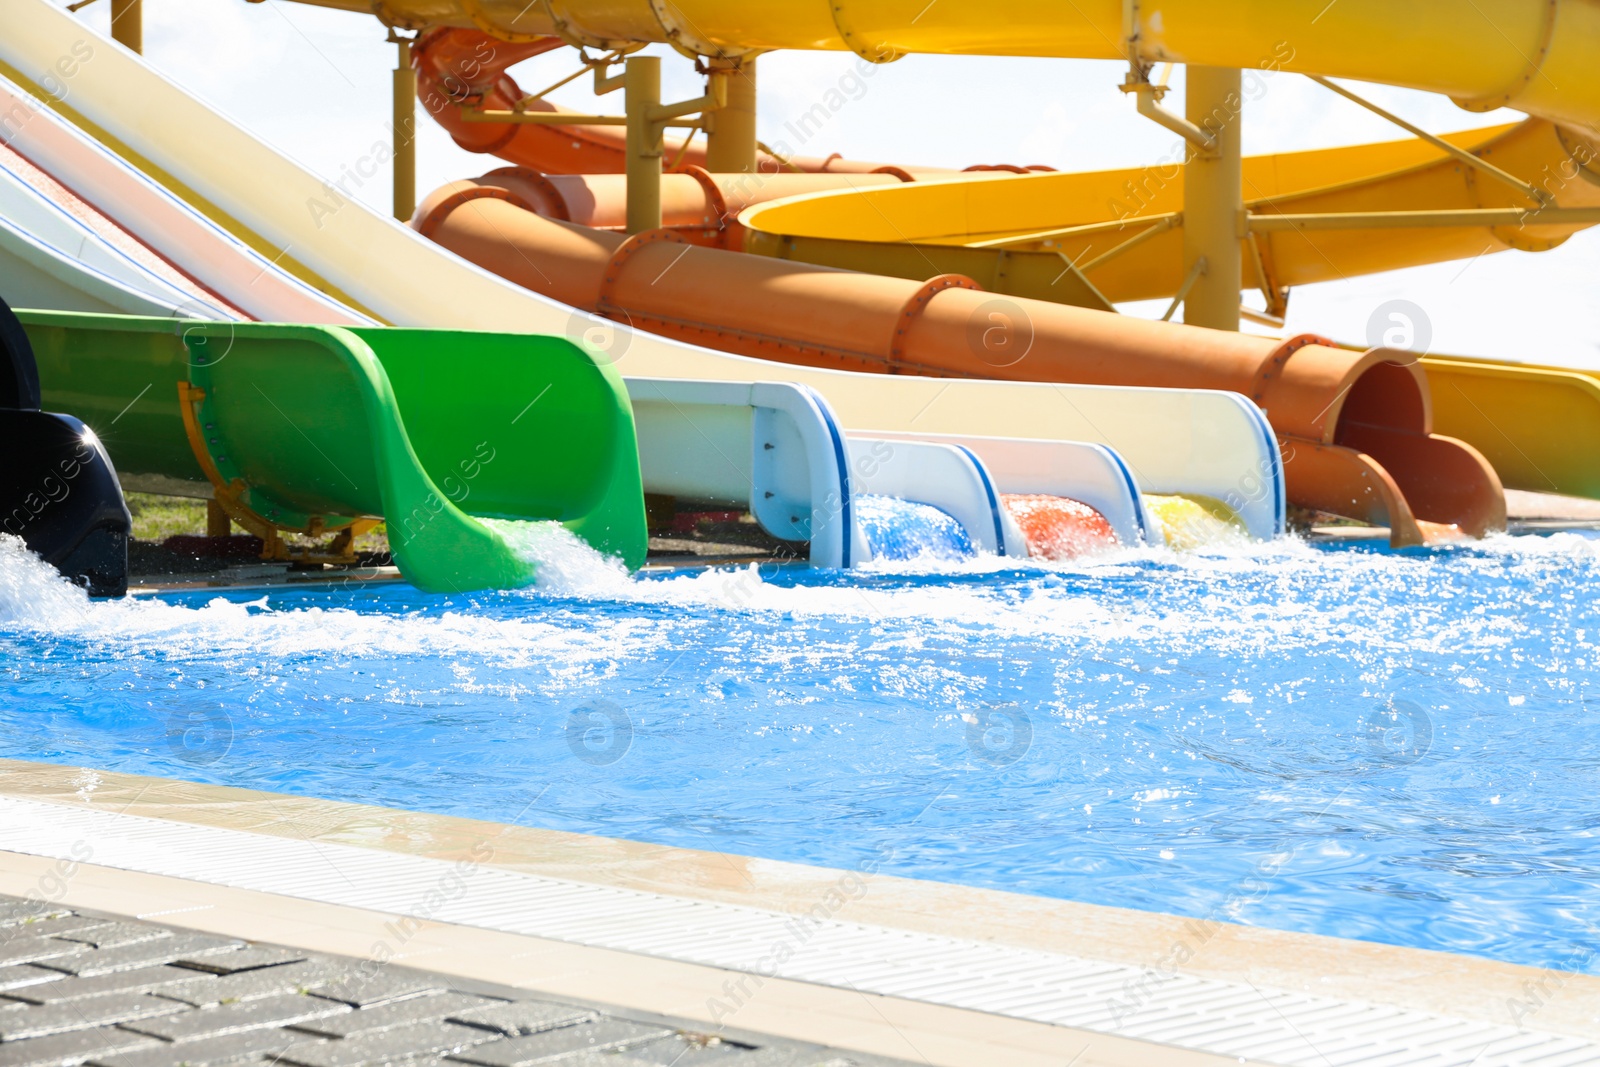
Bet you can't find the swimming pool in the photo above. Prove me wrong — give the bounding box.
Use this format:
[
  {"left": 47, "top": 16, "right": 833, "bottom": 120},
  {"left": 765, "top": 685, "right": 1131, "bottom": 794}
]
[{"left": 3, "top": 530, "right": 1597, "bottom": 976}]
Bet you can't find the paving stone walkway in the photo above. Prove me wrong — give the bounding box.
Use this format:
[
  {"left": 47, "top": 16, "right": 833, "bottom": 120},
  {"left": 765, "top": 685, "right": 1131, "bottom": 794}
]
[{"left": 0, "top": 896, "right": 910, "bottom": 1067}]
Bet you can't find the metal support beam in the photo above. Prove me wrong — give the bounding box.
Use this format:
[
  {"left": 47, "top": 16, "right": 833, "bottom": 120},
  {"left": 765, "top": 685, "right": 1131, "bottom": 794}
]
[
  {"left": 705, "top": 57, "right": 758, "bottom": 174},
  {"left": 756, "top": 139, "right": 804, "bottom": 173},
  {"left": 1246, "top": 230, "right": 1288, "bottom": 319},
  {"left": 1307, "top": 75, "right": 1551, "bottom": 206},
  {"left": 392, "top": 33, "right": 416, "bottom": 223},
  {"left": 1050, "top": 252, "right": 1115, "bottom": 310},
  {"left": 525, "top": 49, "right": 632, "bottom": 104},
  {"left": 625, "top": 56, "right": 664, "bottom": 233},
  {"left": 109, "top": 0, "right": 141, "bottom": 53},
  {"left": 1182, "top": 66, "right": 1242, "bottom": 331},
  {"left": 1125, "top": 73, "right": 1214, "bottom": 152},
  {"left": 1163, "top": 255, "right": 1207, "bottom": 321},
  {"left": 1240, "top": 305, "right": 1285, "bottom": 328},
  {"left": 621, "top": 56, "right": 726, "bottom": 233},
  {"left": 966, "top": 211, "right": 1180, "bottom": 250},
  {"left": 1119, "top": 0, "right": 1213, "bottom": 154},
  {"left": 1077, "top": 214, "right": 1181, "bottom": 272},
  {"left": 206, "top": 499, "right": 231, "bottom": 538}
]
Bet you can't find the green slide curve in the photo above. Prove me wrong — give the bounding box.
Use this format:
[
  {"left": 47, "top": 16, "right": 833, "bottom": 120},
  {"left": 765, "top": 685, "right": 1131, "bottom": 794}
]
[{"left": 20, "top": 310, "right": 647, "bottom": 592}]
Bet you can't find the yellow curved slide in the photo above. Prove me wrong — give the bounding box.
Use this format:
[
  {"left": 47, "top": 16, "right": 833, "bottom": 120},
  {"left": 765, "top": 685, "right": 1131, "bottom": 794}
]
[
  {"left": 290, "top": 0, "right": 1600, "bottom": 134},
  {"left": 739, "top": 119, "right": 1600, "bottom": 305},
  {"left": 1424, "top": 357, "right": 1600, "bottom": 500}
]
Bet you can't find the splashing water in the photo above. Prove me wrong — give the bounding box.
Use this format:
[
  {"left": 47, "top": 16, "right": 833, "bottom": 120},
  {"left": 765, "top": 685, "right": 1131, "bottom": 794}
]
[
  {"left": 1146, "top": 494, "right": 1247, "bottom": 550},
  {"left": 479, "top": 518, "right": 631, "bottom": 596},
  {"left": 856, "top": 494, "right": 975, "bottom": 562},
  {"left": 1002, "top": 494, "right": 1118, "bottom": 559},
  {"left": 0, "top": 534, "right": 93, "bottom": 625},
  {"left": 5, "top": 527, "right": 1600, "bottom": 975}
]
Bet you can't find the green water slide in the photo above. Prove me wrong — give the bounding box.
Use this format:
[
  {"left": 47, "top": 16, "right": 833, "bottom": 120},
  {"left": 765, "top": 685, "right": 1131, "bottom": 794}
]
[{"left": 19, "top": 310, "right": 647, "bottom": 592}]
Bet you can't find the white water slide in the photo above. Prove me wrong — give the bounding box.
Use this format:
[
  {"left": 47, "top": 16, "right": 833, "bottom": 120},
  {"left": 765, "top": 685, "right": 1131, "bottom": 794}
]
[{"left": 0, "top": 0, "right": 1284, "bottom": 543}]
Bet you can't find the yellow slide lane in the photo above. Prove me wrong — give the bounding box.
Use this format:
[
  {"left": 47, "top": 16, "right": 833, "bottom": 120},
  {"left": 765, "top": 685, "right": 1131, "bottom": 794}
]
[
  {"left": 740, "top": 120, "right": 1600, "bottom": 305},
  {"left": 1424, "top": 358, "right": 1600, "bottom": 500}
]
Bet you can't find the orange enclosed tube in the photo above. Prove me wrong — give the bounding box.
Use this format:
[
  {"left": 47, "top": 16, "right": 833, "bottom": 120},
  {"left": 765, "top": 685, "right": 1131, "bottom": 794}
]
[
  {"left": 441, "top": 166, "right": 904, "bottom": 250},
  {"left": 412, "top": 29, "right": 1050, "bottom": 178},
  {"left": 413, "top": 178, "right": 1505, "bottom": 546},
  {"left": 414, "top": 28, "right": 946, "bottom": 176}
]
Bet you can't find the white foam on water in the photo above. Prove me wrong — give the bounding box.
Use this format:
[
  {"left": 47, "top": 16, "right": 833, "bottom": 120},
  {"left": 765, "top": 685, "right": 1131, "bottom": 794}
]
[
  {"left": 7, "top": 524, "right": 1599, "bottom": 665},
  {"left": 479, "top": 518, "right": 632, "bottom": 597},
  {"left": 0, "top": 534, "right": 663, "bottom": 669},
  {"left": 483, "top": 518, "right": 1090, "bottom": 623},
  {"left": 0, "top": 533, "right": 95, "bottom": 625},
  {"left": 482, "top": 520, "right": 1132, "bottom": 632},
  {"left": 477, "top": 522, "right": 1370, "bottom": 652}
]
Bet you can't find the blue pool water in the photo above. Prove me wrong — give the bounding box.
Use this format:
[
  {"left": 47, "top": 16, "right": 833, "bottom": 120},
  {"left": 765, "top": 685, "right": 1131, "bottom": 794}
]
[
  {"left": 855, "top": 495, "right": 975, "bottom": 561},
  {"left": 2, "top": 529, "right": 1598, "bottom": 975}
]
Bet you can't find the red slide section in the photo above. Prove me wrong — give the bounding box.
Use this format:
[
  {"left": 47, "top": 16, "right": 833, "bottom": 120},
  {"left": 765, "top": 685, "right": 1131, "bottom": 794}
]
[
  {"left": 415, "top": 28, "right": 907, "bottom": 176},
  {"left": 413, "top": 29, "right": 1048, "bottom": 178},
  {"left": 1003, "top": 495, "right": 1119, "bottom": 559}
]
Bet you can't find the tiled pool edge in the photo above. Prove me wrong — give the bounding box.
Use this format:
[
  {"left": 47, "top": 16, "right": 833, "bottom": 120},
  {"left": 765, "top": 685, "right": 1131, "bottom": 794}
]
[
  {"left": 0, "top": 761, "right": 1594, "bottom": 1067},
  {"left": 0, "top": 759, "right": 1586, "bottom": 1038}
]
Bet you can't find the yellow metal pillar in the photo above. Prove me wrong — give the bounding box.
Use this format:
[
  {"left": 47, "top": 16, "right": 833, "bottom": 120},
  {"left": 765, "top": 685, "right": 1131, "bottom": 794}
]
[
  {"left": 109, "top": 0, "right": 141, "bottom": 53},
  {"left": 392, "top": 34, "right": 417, "bottom": 223},
  {"left": 1182, "top": 66, "right": 1242, "bottom": 331},
  {"left": 705, "top": 57, "right": 758, "bottom": 174},
  {"left": 625, "top": 55, "right": 664, "bottom": 234},
  {"left": 206, "top": 499, "right": 231, "bottom": 538}
]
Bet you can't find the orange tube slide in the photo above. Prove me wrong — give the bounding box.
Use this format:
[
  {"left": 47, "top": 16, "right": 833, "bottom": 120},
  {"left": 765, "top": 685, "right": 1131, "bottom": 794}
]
[
  {"left": 441, "top": 166, "right": 903, "bottom": 250},
  {"left": 414, "top": 28, "right": 956, "bottom": 177},
  {"left": 413, "top": 178, "right": 1504, "bottom": 546},
  {"left": 413, "top": 29, "right": 1051, "bottom": 178}
]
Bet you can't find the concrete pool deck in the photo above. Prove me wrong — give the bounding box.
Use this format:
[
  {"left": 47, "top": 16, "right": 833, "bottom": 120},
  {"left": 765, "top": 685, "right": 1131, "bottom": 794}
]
[{"left": 0, "top": 759, "right": 1595, "bottom": 1066}]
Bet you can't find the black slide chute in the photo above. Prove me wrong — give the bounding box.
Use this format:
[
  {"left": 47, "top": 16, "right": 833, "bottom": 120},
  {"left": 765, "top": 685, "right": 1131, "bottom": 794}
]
[{"left": 0, "top": 295, "right": 131, "bottom": 596}]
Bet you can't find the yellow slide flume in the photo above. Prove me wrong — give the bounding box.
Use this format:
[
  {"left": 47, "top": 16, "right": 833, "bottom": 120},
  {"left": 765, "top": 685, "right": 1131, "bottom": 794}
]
[
  {"left": 739, "top": 119, "right": 1600, "bottom": 305},
  {"left": 292, "top": 0, "right": 1600, "bottom": 134},
  {"left": 1425, "top": 357, "right": 1600, "bottom": 500}
]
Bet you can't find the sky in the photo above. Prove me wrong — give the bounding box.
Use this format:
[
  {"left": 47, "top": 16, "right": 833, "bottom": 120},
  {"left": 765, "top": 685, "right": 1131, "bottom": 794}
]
[{"left": 72, "top": 0, "right": 1600, "bottom": 367}]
